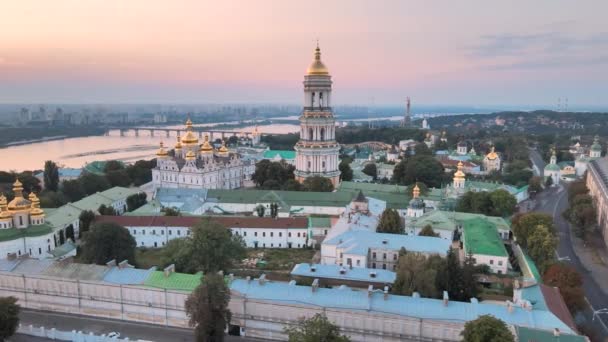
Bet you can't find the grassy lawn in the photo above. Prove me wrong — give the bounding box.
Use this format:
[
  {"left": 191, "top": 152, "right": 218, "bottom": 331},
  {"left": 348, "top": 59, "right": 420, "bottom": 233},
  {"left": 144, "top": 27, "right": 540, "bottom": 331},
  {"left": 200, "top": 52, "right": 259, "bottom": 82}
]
[
  {"left": 245, "top": 248, "right": 316, "bottom": 271},
  {"left": 135, "top": 248, "right": 166, "bottom": 269}
]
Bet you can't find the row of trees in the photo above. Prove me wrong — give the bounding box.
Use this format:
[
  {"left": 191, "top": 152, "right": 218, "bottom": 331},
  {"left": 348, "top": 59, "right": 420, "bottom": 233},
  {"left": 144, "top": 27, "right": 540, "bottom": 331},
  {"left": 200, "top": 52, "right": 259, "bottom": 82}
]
[
  {"left": 252, "top": 160, "right": 335, "bottom": 192},
  {"left": 563, "top": 179, "right": 597, "bottom": 238},
  {"left": 393, "top": 248, "right": 480, "bottom": 302},
  {"left": 456, "top": 189, "right": 517, "bottom": 217},
  {"left": 392, "top": 154, "right": 447, "bottom": 188}
]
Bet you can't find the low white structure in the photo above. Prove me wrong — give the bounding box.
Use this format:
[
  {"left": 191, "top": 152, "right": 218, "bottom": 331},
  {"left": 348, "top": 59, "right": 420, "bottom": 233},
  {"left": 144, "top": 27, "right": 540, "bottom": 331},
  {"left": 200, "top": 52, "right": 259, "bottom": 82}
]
[{"left": 96, "top": 215, "right": 310, "bottom": 249}]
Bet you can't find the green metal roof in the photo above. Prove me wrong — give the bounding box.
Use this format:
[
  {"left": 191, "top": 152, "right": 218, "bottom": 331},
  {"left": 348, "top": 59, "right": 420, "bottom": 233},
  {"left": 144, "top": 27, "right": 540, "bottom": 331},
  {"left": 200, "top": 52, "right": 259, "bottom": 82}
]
[
  {"left": 410, "top": 210, "right": 511, "bottom": 232},
  {"left": 545, "top": 163, "right": 561, "bottom": 171},
  {"left": 71, "top": 193, "right": 113, "bottom": 212},
  {"left": 523, "top": 250, "right": 542, "bottom": 282},
  {"left": 462, "top": 218, "right": 508, "bottom": 257},
  {"left": 516, "top": 326, "right": 585, "bottom": 342},
  {"left": 263, "top": 150, "right": 296, "bottom": 160},
  {"left": 144, "top": 271, "right": 202, "bottom": 292},
  {"left": 45, "top": 204, "right": 82, "bottom": 228},
  {"left": 84, "top": 160, "right": 126, "bottom": 176},
  {"left": 0, "top": 224, "right": 53, "bottom": 242},
  {"left": 207, "top": 189, "right": 354, "bottom": 208},
  {"left": 308, "top": 216, "right": 332, "bottom": 228},
  {"left": 99, "top": 187, "right": 140, "bottom": 201}
]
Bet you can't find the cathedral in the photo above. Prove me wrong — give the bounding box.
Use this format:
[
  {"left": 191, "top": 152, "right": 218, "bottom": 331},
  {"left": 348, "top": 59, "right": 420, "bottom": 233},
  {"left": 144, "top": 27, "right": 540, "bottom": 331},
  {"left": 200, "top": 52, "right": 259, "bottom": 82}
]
[
  {"left": 151, "top": 119, "right": 255, "bottom": 190},
  {"left": 294, "top": 44, "right": 341, "bottom": 186},
  {"left": 0, "top": 180, "right": 46, "bottom": 229}
]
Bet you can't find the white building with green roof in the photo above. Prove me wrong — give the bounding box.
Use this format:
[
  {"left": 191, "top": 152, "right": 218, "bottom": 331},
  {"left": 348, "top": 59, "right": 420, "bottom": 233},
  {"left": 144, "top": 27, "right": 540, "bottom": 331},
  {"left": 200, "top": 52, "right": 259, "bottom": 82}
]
[
  {"left": 262, "top": 150, "right": 296, "bottom": 165},
  {"left": 461, "top": 217, "right": 509, "bottom": 274}
]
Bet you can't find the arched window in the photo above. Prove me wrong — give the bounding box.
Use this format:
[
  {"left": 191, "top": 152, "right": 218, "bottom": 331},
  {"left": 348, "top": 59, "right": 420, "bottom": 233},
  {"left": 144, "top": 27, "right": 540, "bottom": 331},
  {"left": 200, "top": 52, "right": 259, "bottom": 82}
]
[
  {"left": 309, "top": 128, "right": 314, "bottom": 140},
  {"left": 320, "top": 128, "right": 325, "bottom": 141}
]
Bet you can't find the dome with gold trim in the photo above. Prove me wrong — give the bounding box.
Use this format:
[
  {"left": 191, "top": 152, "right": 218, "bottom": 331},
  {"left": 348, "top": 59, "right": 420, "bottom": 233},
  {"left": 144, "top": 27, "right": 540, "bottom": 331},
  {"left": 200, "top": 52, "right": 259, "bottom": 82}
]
[
  {"left": 0, "top": 194, "right": 11, "bottom": 219},
  {"left": 218, "top": 140, "right": 229, "bottom": 155},
  {"left": 454, "top": 161, "right": 466, "bottom": 179},
  {"left": 7, "top": 180, "right": 31, "bottom": 211},
  {"left": 306, "top": 44, "right": 329, "bottom": 76},
  {"left": 28, "top": 192, "right": 45, "bottom": 217},
  {"left": 200, "top": 135, "right": 214, "bottom": 153},
  {"left": 174, "top": 134, "right": 183, "bottom": 150},
  {"left": 181, "top": 118, "right": 199, "bottom": 145},
  {"left": 485, "top": 146, "right": 499, "bottom": 160},
  {"left": 185, "top": 150, "right": 196, "bottom": 161},
  {"left": 156, "top": 141, "right": 169, "bottom": 157}
]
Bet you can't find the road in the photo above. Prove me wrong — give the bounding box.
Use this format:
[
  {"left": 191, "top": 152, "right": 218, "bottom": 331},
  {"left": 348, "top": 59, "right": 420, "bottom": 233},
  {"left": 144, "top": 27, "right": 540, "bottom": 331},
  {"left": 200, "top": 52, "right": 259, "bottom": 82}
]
[
  {"left": 18, "top": 309, "right": 264, "bottom": 342},
  {"left": 529, "top": 147, "right": 545, "bottom": 176},
  {"left": 533, "top": 184, "right": 608, "bottom": 337}
]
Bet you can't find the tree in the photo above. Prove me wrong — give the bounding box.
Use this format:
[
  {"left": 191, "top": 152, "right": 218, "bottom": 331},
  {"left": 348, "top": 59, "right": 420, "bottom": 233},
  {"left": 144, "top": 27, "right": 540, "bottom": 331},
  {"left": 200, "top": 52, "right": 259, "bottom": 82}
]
[
  {"left": 38, "top": 190, "right": 68, "bottom": 208},
  {"left": 106, "top": 169, "right": 131, "bottom": 187},
  {"left": 80, "top": 173, "right": 111, "bottom": 195},
  {"left": 98, "top": 204, "right": 117, "bottom": 216},
  {"left": 362, "top": 163, "right": 377, "bottom": 180},
  {"left": 162, "top": 207, "right": 180, "bottom": 216},
  {"left": 161, "top": 238, "right": 192, "bottom": 270},
  {"left": 339, "top": 159, "right": 353, "bottom": 181},
  {"left": 419, "top": 224, "right": 439, "bottom": 237},
  {"left": 126, "top": 159, "right": 156, "bottom": 186},
  {"left": 376, "top": 209, "right": 403, "bottom": 234},
  {"left": 393, "top": 253, "right": 439, "bottom": 297},
  {"left": 126, "top": 192, "right": 147, "bottom": 212},
  {"left": 511, "top": 213, "right": 554, "bottom": 248},
  {"left": 81, "top": 222, "right": 136, "bottom": 265},
  {"left": 564, "top": 194, "right": 596, "bottom": 238},
  {"left": 270, "top": 203, "right": 279, "bottom": 218},
  {"left": 414, "top": 143, "right": 432, "bottom": 156},
  {"left": 392, "top": 155, "right": 445, "bottom": 188},
  {"left": 255, "top": 205, "right": 266, "bottom": 217},
  {"left": 43, "top": 160, "right": 60, "bottom": 191},
  {"left": 461, "top": 315, "right": 514, "bottom": 342},
  {"left": 284, "top": 179, "right": 303, "bottom": 191},
  {"left": 163, "top": 219, "right": 246, "bottom": 274},
  {"left": 489, "top": 189, "right": 517, "bottom": 217},
  {"left": 302, "top": 176, "right": 334, "bottom": 192},
  {"left": 527, "top": 225, "right": 557, "bottom": 273},
  {"left": 61, "top": 179, "right": 86, "bottom": 202},
  {"left": 0, "top": 296, "right": 20, "bottom": 341},
  {"left": 543, "top": 263, "right": 585, "bottom": 314},
  {"left": 103, "top": 160, "right": 124, "bottom": 172},
  {"left": 568, "top": 179, "right": 589, "bottom": 202},
  {"left": 185, "top": 273, "right": 231, "bottom": 342},
  {"left": 284, "top": 313, "right": 350, "bottom": 342},
  {"left": 528, "top": 176, "right": 543, "bottom": 195},
  {"left": 545, "top": 176, "right": 553, "bottom": 187},
  {"left": 252, "top": 160, "right": 295, "bottom": 189},
  {"left": 78, "top": 210, "right": 96, "bottom": 235}
]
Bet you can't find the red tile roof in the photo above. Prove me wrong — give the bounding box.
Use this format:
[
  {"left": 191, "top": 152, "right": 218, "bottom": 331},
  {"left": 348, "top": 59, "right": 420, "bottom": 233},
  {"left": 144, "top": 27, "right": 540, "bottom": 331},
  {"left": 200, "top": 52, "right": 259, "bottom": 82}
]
[
  {"left": 539, "top": 284, "right": 577, "bottom": 332},
  {"left": 95, "top": 215, "right": 308, "bottom": 229}
]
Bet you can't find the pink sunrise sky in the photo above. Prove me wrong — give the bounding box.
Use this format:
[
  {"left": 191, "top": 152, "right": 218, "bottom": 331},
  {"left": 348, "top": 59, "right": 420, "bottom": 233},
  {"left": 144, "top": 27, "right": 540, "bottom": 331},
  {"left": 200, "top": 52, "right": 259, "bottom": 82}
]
[{"left": 0, "top": 0, "right": 607, "bottom": 106}]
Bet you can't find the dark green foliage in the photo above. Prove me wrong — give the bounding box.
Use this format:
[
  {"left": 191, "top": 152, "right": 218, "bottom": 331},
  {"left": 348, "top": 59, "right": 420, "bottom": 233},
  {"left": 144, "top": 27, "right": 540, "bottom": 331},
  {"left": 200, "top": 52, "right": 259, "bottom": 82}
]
[
  {"left": 126, "top": 192, "right": 147, "bottom": 212},
  {"left": 564, "top": 194, "right": 596, "bottom": 238},
  {"left": 255, "top": 205, "right": 266, "bottom": 217},
  {"left": 511, "top": 212, "right": 554, "bottom": 248},
  {"left": 336, "top": 126, "right": 425, "bottom": 146},
  {"left": 103, "top": 160, "right": 125, "bottom": 172},
  {"left": 528, "top": 176, "right": 543, "bottom": 194},
  {"left": 162, "top": 219, "right": 246, "bottom": 273},
  {"left": 98, "top": 204, "right": 117, "bottom": 216},
  {"left": 81, "top": 222, "right": 136, "bottom": 265},
  {"left": 0, "top": 296, "right": 20, "bottom": 341},
  {"left": 270, "top": 203, "right": 279, "bottom": 218},
  {"left": 78, "top": 210, "right": 96, "bottom": 234},
  {"left": 162, "top": 207, "right": 180, "bottom": 216},
  {"left": 393, "top": 253, "right": 439, "bottom": 297},
  {"left": 105, "top": 169, "right": 131, "bottom": 187},
  {"left": 461, "top": 315, "right": 514, "bottom": 342},
  {"left": 435, "top": 247, "right": 479, "bottom": 302},
  {"left": 456, "top": 189, "right": 517, "bottom": 217},
  {"left": 361, "top": 163, "right": 377, "bottom": 179},
  {"left": 376, "top": 209, "right": 403, "bottom": 234},
  {"left": 392, "top": 155, "right": 445, "bottom": 188},
  {"left": 80, "top": 173, "right": 111, "bottom": 195},
  {"left": 61, "top": 179, "right": 86, "bottom": 201},
  {"left": 418, "top": 224, "right": 439, "bottom": 237},
  {"left": 185, "top": 274, "right": 231, "bottom": 342},
  {"left": 527, "top": 225, "right": 557, "bottom": 274},
  {"left": 43, "top": 160, "right": 60, "bottom": 191},
  {"left": 38, "top": 190, "right": 68, "bottom": 208},
  {"left": 284, "top": 313, "right": 351, "bottom": 342},
  {"left": 414, "top": 143, "right": 432, "bottom": 156},
  {"left": 302, "top": 176, "right": 334, "bottom": 192},
  {"left": 253, "top": 160, "right": 296, "bottom": 190},
  {"left": 261, "top": 133, "right": 299, "bottom": 150},
  {"left": 126, "top": 159, "right": 156, "bottom": 186},
  {"left": 339, "top": 159, "right": 353, "bottom": 181}
]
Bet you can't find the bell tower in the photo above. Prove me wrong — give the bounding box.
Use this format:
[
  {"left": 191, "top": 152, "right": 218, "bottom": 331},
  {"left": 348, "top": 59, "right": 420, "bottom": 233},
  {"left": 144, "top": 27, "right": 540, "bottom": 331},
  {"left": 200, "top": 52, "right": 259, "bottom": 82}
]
[{"left": 294, "top": 43, "right": 341, "bottom": 186}]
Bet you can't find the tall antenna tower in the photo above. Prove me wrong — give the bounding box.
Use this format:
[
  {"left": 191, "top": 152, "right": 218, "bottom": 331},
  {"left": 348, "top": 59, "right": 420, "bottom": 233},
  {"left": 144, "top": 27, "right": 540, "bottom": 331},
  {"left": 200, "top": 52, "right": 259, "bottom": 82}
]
[
  {"left": 564, "top": 97, "right": 568, "bottom": 112},
  {"left": 557, "top": 97, "right": 561, "bottom": 112}
]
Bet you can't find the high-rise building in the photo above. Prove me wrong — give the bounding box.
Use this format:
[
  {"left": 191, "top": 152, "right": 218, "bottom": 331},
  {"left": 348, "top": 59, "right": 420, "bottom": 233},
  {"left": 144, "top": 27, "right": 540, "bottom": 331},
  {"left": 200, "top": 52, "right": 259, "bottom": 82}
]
[{"left": 294, "top": 44, "right": 341, "bottom": 186}]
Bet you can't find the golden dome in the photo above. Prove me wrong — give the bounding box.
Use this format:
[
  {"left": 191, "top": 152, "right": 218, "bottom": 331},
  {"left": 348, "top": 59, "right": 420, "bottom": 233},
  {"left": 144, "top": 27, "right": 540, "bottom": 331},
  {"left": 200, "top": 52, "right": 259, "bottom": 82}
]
[
  {"left": 185, "top": 150, "right": 196, "bottom": 161},
  {"left": 156, "top": 141, "right": 168, "bottom": 157},
  {"left": 486, "top": 146, "right": 498, "bottom": 160},
  {"left": 200, "top": 135, "right": 213, "bottom": 153},
  {"left": 7, "top": 179, "right": 31, "bottom": 211},
  {"left": 218, "top": 140, "right": 229, "bottom": 155},
  {"left": 0, "top": 194, "right": 11, "bottom": 219},
  {"left": 412, "top": 184, "right": 420, "bottom": 198},
  {"left": 29, "top": 192, "right": 44, "bottom": 217},
  {"left": 175, "top": 135, "right": 182, "bottom": 150},
  {"left": 454, "top": 161, "right": 466, "bottom": 179},
  {"left": 306, "top": 44, "right": 329, "bottom": 76},
  {"left": 181, "top": 118, "right": 199, "bottom": 145}
]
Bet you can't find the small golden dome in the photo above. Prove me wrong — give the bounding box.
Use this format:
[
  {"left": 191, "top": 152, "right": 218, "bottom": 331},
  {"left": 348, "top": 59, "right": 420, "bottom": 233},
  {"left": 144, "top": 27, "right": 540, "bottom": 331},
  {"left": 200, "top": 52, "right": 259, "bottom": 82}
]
[
  {"left": 181, "top": 118, "right": 199, "bottom": 145},
  {"left": 185, "top": 150, "right": 196, "bottom": 161},
  {"left": 454, "top": 161, "right": 466, "bottom": 179},
  {"left": 0, "top": 194, "right": 11, "bottom": 219},
  {"left": 486, "top": 146, "right": 498, "bottom": 160},
  {"left": 156, "top": 141, "right": 168, "bottom": 157},
  {"left": 200, "top": 135, "right": 214, "bottom": 153},
  {"left": 306, "top": 44, "right": 329, "bottom": 76},
  {"left": 29, "top": 193, "right": 44, "bottom": 217},
  {"left": 7, "top": 179, "right": 31, "bottom": 211},
  {"left": 175, "top": 135, "right": 182, "bottom": 150},
  {"left": 413, "top": 184, "right": 420, "bottom": 198},
  {"left": 218, "top": 140, "right": 229, "bottom": 155}
]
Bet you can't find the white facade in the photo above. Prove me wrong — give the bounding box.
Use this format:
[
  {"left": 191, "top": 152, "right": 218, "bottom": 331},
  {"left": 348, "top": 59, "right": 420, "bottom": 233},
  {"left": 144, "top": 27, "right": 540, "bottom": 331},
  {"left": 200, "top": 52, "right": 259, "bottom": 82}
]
[
  {"left": 471, "top": 253, "right": 509, "bottom": 274},
  {"left": 294, "top": 45, "right": 341, "bottom": 187}
]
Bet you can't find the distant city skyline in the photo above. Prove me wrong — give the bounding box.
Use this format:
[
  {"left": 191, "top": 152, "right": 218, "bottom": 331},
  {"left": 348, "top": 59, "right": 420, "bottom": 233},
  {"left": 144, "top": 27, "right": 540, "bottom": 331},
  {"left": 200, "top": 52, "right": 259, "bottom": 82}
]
[{"left": 1, "top": 0, "right": 607, "bottom": 106}]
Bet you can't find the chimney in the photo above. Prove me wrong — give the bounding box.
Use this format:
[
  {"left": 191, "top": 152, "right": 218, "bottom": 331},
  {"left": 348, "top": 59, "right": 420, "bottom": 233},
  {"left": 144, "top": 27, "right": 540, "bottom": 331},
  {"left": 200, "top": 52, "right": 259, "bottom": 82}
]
[
  {"left": 258, "top": 274, "right": 267, "bottom": 285},
  {"left": 288, "top": 280, "right": 296, "bottom": 286},
  {"left": 369, "top": 271, "right": 376, "bottom": 278},
  {"left": 218, "top": 270, "right": 224, "bottom": 276},
  {"left": 105, "top": 259, "right": 116, "bottom": 268},
  {"left": 339, "top": 267, "right": 346, "bottom": 275},
  {"left": 118, "top": 260, "right": 129, "bottom": 269},
  {"left": 368, "top": 285, "right": 373, "bottom": 297},
  {"left": 442, "top": 291, "right": 449, "bottom": 306},
  {"left": 383, "top": 286, "right": 389, "bottom": 300},
  {"left": 553, "top": 328, "right": 560, "bottom": 337},
  {"left": 382, "top": 239, "right": 388, "bottom": 245},
  {"left": 312, "top": 279, "right": 319, "bottom": 293},
  {"left": 412, "top": 292, "right": 420, "bottom": 299},
  {"left": 506, "top": 300, "right": 513, "bottom": 313},
  {"left": 246, "top": 276, "right": 252, "bottom": 283},
  {"left": 163, "top": 264, "right": 175, "bottom": 277},
  {"left": 310, "top": 265, "right": 316, "bottom": 273}
]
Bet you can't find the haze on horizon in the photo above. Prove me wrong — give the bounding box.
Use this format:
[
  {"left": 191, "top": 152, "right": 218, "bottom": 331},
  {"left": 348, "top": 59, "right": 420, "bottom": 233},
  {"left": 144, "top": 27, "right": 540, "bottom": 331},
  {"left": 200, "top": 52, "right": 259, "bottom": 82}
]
[{"left": 1, "top": 0, "right": 607, "bottom": 107}]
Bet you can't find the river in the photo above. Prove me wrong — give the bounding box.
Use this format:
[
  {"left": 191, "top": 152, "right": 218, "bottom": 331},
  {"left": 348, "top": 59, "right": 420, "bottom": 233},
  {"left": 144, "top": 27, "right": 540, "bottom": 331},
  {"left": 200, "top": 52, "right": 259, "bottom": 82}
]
[{"left": 0, "top": 123, "right": 301, "bottom": 171}]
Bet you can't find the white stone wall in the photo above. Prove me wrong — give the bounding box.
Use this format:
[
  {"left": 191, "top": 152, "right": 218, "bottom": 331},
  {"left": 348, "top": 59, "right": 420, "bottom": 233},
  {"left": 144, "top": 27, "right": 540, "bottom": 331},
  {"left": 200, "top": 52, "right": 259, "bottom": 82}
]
[
  {"left": 0, "top": 231, "right": 56, "bottom": 259},
  {"left": 471, "top": 253, "right": 509, "bottom": 274}
]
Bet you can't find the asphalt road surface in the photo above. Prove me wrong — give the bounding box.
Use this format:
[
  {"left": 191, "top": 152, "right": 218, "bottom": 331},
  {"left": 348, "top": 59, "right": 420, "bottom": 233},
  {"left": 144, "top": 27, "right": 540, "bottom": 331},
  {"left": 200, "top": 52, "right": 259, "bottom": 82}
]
[
  {"left": 19, "top": 309, "right": 264, "bottom": 342},
  {"left": 533, "top": 184, "right": 608, "bottom": 337}
]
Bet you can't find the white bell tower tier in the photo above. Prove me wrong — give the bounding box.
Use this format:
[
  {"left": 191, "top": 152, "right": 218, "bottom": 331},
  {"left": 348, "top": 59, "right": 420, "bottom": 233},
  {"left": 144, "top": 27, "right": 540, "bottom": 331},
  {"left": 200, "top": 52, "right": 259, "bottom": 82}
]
[{"left": 294, "top": 44, "right": 341, "bottom": 187}]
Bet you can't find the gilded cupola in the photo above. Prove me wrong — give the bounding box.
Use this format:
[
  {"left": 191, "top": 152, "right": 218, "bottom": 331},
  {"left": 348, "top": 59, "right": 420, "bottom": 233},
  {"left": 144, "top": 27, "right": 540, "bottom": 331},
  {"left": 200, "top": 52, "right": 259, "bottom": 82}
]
[
  {"left": 306, "top": 43, "right": 329, "bottom": 76},
  {"left": 7, "top": 179, "right": 31, "bottom": 211},
  {"left": 181, "top": 118, "right": 199, "bottom": 145},
  {"left": 200, "top": 135, "right": 214, "bottom": 154}
]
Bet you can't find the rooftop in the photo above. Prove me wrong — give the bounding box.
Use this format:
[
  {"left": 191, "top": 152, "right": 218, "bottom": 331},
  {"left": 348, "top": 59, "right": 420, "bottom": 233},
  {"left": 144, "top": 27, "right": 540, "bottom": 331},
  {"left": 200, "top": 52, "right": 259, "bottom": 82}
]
[
  {"left": 462, "top": 218, "right": 508, "bottom": 257},
  {"left": 409, "top": 210, "right": 510, "bottom": 233},
  {"left": 516, "top": 326, "right": 584, "bottom": 342},
  {"left": 324, "top": 230, "right": 451, "bottom": 256},
  {"left": 263, "top": 150, "right": 296, "bottom": 160},
  {"left": 103, "top": 266, "right": 157, "bottom": 285},
  {"left": 291, "top": 263, "right": 396, "bottom": 284},
  {"left": 95, "top": 215, "right": 309, "bottom": 229},
  {"left": 144, "top": 271, "right": 202, "bottom": 292},
  {"left": 0, "top": 224, "right": 53, "bottom": 242}
]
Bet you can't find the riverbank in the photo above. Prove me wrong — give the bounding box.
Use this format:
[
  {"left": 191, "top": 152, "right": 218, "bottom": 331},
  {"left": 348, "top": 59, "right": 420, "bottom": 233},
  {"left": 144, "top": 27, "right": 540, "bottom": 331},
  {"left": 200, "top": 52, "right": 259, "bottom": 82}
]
[{"left": 0, "top": 126, "right": 106, "bottom": 148}]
